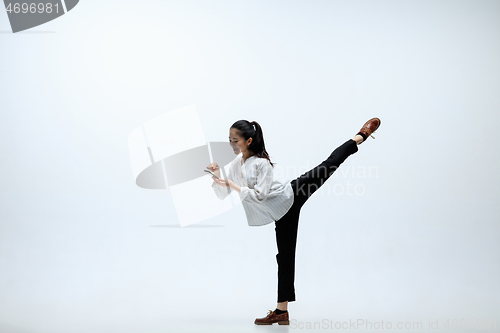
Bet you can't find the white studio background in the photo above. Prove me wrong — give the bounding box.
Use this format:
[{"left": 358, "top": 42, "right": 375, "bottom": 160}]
[{"left": 1, "top": 1, "right": 499, "bottom": 333}]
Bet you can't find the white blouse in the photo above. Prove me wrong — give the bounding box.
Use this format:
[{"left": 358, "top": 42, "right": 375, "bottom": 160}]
[{"left": 211, "top": 153, "right": 294, "bottom": 226}]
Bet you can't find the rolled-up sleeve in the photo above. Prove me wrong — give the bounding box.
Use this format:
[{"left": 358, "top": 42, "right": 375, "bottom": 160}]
[
  {"left": 239, "top": 162, "right": 273, "bottom": 204},
  {"left": 212, "top": 181, "right": 230, "bottom": 200}
]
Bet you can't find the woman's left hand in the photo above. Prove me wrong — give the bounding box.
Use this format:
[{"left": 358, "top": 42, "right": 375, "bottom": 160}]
[{"left": 212, "top": 177, "right": 240, "bottom": 192}]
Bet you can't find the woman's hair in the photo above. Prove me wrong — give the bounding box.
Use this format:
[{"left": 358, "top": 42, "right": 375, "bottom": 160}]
[{"left": 230, "top": 120, "right": 275, "bottom": 167}]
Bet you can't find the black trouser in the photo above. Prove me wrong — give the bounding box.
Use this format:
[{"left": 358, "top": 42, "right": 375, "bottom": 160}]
[{"left": 274, "top": 139, "right": 359, "bottom": 303}]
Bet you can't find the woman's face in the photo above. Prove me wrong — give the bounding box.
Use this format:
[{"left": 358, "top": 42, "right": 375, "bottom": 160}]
[{"left": 229, "top": 128, "right": 252, "bottom": 155}]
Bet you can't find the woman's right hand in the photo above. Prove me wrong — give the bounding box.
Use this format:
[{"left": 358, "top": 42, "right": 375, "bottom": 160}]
[{"left": 206, "top": 162, "right": 221, "bottom": 178}]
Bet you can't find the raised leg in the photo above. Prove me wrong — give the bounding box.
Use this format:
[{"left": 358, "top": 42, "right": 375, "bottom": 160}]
[{"left": 291, "top": 138, "right": 359, "bottom": 208}]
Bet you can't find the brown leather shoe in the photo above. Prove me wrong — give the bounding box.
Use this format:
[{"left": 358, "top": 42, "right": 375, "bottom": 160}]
[
  {"left": 358, "top": 117, "right": 381, "bottom": 143},
  {"left": 254, "top": 309, "right": 290, "bottom": 325}
]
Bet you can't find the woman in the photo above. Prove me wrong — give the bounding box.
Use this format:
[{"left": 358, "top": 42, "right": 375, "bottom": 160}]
[{"left": 207, "top": 118, "right": 381, "bottom": 325}]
